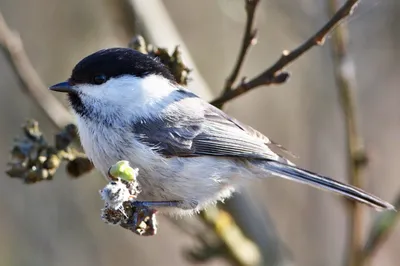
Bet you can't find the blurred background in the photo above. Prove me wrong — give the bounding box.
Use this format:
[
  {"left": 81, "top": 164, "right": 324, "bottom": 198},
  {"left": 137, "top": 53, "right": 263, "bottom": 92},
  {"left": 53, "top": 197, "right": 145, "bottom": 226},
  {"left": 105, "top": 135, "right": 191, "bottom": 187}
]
[{"left": 0, "top": 0, "right": 399, "bottom": 265}]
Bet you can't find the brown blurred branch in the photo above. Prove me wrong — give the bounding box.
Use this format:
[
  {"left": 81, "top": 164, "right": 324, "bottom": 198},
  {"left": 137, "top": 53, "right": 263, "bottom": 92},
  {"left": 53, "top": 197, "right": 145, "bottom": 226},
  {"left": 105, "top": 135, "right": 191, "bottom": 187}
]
[
  {"left": 326, "top": 1, "right": 366, "bottom": 266},
  {"left": 213, "top": 1, "right": 294, "bottom": 264},
  {"left": 0, "top": 11, "right": 74, "bottom": 128},
  {"left": 361, "top": 194, "right": 400, "bottom": 265},
  {"left": 0, "top": 10, "right": 93, "bottom": 181},
  {"left": 199, "top": 205, "right": 261, "bottom": 266},
  {"left": 211, "top": 0, "right": 360, "bottom": 107},
  {"left": 222, "top": 0, "right": 259, "bottom": 96}
]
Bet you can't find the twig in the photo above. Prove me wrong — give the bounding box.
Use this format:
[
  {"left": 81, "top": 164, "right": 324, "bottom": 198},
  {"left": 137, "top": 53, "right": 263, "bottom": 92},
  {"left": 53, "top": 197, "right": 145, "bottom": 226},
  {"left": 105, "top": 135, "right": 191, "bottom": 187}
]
[
  {"left": 0, "top": 11, "right": 74, "bottom": 128},
  {"left": 325, "top": 1, "right": 366, "bottom": 266},
  {"left": 200, "top": 205, "right": 261, "bottom": 266},
  {"left": 221, "top": 0, "right": 259, "bottom": 96},
  {"left": 211, "top": 0, "right": 360, "bottom": 107},
  {"left": 361, "top": 193, "right": 400, "bottom": 265},
  {"left": 129, "top": 0, "right": 213, "bottom": 100}
]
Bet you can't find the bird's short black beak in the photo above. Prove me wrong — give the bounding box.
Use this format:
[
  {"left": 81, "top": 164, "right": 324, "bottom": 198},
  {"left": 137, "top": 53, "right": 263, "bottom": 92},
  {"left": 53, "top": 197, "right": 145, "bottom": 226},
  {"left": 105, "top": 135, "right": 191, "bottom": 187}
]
[{"left": 49, "top": 81, "right": 72, "bottom": 93}]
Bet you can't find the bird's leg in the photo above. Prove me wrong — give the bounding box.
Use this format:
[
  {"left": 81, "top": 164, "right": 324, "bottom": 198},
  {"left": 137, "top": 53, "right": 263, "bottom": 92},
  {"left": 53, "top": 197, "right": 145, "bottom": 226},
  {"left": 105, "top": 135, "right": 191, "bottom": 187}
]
[{"left": 130, "top": 200, "right": 198, "bottom": 210}]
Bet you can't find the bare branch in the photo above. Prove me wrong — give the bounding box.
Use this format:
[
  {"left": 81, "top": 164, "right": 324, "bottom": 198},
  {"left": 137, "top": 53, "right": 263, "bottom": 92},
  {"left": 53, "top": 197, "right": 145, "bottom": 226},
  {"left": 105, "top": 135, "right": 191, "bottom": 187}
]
[
  {"left": 324, "top": 1, "right": 367, "bottom": 266},
  {"left": 211, "top": 0, "right": 360, "bottom": 107},
  {"left": 199, "top": 205, "right": 261, "bottom": 266},
  {"left": 361, "top": 194, "right": 400, "bottom": 265},
  {"left": 0, "top": 11, "right": 73, "bottom": 128},
  {"left": 222, "top": 0, "right": 259, "bottom": 95}
]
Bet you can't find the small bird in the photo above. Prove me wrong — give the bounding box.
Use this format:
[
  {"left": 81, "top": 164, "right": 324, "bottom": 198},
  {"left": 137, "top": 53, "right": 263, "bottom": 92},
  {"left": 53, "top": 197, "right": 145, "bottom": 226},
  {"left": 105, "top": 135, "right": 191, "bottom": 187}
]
[{"left": 49, "top": 48, "right": 394, "bottom": 215}]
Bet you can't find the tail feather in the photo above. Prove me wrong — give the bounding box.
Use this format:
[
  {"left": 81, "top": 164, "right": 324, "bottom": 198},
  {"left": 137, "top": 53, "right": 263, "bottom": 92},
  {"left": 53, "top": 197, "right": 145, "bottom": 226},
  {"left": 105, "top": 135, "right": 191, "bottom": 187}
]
[{"left": 265, "top": 160, "right": 395, "bottom": 211}]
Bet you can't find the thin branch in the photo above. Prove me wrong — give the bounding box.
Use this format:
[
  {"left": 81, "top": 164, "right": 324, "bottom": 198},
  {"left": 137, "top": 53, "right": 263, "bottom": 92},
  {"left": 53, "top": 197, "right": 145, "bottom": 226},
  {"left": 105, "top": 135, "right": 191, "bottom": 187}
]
[
  {"left": 325, "top": 1, "right": 366, "bottom": 266},
  {"left": 361, "top": 194, "right": 400, "bottom": 265},
  {"left": 221, "top": 0, "right": 259, "bottom": 96},
  {"left": 0, "top": 11, "right": 74, "bottom": 128},
  {"left": 199, "top": 205, "right": 262, "bottom": 266},
  {"left": 129, "top": 0, "right": 214, "bottom": 100},
  {"left": 211, "top": 0, "right": 360, "bottom": 107}
]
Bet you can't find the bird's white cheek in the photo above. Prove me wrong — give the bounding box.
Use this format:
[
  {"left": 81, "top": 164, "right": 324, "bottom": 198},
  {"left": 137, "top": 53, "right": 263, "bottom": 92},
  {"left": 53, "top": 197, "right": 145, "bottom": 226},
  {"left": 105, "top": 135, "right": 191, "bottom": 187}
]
[
  {"left": 75, "top": 83, "right": 110, "bottom": 99},
  {"left": 74, "top": 75, "right": 184, "bottom": 122}
]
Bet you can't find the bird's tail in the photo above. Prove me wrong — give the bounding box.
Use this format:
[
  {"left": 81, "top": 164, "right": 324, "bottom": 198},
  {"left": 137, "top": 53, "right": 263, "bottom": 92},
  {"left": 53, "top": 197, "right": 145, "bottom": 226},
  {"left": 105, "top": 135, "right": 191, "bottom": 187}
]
[{"left": 264, "top": 160, "right": 395, "bottom": 211}]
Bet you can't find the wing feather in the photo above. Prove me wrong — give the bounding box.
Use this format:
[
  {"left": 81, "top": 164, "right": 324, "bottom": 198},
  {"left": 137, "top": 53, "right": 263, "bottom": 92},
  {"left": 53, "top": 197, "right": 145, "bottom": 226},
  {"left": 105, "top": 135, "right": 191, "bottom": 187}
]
[{"left": 131, "top": 89, "right": 289, "bottom": 162}]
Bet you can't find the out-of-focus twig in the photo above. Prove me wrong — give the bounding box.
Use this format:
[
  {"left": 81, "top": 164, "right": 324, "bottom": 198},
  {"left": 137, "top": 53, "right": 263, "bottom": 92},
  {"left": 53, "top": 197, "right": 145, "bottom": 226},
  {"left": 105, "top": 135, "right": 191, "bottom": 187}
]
[
  {"left": 129, "top": 0, "right": 213, "bottom": 100},
  {"left": 129, "top": 36, "right": 191, "bottom": 86},
  {"left": 211, "top": 0, "right": 361, "bottom": 107},
  {"left": 222, "top": 192, "right": 294, "bottom": 266},
  {"left": 7, "top": 120, "right": 93, "bottom": 183},
  {"left": 211, "top": 1, "right": 294, "bottom": 262},
  {"left": 199, "top": 205, "right": 261, "bottom": 266},
  {"left": 0, "top": 11, "right": 74, "bottom": 128},
  {"left": 361, "top": 194, "right": 400, "bottom": 265},
  {"left": 221, "top": 0, "right": 259, "bottom": 98},
  {"left": 326, "top": 1, "right": 366, "bottom": 266}
]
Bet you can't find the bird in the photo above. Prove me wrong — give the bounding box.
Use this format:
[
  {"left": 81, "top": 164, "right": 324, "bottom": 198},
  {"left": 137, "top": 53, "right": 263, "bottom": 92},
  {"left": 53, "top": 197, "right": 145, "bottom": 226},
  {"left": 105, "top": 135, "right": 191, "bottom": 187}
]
[{"left": 49, "top": 47, "right": 394, "bottom": 215}]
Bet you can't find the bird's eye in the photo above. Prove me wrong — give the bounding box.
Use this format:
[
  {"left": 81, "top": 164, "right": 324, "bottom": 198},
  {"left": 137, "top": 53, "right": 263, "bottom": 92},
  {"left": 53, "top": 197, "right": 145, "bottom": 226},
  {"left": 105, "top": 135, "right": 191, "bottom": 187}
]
[{"left": 93, "top": 74, "right": 107, "bottom": 85}]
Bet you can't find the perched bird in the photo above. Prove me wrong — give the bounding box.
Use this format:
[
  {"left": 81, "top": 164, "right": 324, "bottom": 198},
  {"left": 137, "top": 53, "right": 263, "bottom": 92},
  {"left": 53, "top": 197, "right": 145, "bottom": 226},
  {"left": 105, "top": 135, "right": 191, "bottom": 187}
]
[{"left": 49, "top": 48, "right": 394, "bottom": 215}]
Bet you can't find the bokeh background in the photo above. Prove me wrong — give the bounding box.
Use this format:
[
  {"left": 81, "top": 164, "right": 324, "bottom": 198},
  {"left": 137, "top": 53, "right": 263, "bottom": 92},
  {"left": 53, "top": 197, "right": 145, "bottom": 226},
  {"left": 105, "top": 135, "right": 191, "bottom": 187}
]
[{"left": 0, "top": 0, "right": 398, "bottom": 266}]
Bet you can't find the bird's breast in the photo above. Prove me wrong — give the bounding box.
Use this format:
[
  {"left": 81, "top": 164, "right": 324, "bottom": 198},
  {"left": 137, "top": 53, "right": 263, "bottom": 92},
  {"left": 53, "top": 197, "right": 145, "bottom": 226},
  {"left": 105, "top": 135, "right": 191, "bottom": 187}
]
[
  {"left": 75, "top": 115, "right": 162, "bottom": 175},
  {"left": 74, "top": 114, "right": 252, "bottom": 205}
]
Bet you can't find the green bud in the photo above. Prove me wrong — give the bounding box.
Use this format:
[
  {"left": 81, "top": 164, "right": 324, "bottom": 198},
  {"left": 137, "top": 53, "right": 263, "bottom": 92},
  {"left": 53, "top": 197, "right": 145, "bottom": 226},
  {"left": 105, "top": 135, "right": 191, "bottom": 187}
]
[{"left": 108, "top": 161, "right": 138, "bottom": 181}]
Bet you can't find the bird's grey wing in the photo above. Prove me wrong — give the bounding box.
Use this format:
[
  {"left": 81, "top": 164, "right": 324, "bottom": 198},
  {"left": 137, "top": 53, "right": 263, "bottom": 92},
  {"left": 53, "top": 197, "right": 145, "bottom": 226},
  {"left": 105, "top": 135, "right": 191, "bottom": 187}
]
[
  {"left": 132, "top": 89, "right": 282, "bottom": 161},
  {"left": 209, "top": 106, "right": 297, "bottom": 159},
  {"left": 132, "top": 90, "right": 394, "bottom": 211}
]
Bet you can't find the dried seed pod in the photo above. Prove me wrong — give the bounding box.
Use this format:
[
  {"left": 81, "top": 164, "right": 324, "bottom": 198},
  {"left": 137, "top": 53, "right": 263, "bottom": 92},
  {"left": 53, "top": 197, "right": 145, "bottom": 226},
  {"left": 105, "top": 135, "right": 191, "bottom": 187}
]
[
  {"left": 128, "top": 35, "right": 147, "bottom": 54},
  {"left": 55, "top": 124, "right": 78, "bottom": 150},
  {"left": 11, "top": 144, "right": 29, "bottom": 160},
  {"left": 23, "top": 119, "right": 43, "bottom": 141},
  {"left": 130, "top": 35, "right": 192, "bottom": 86},
  {"left": 66, "top": 156, "right": 94, "bottom": 178},
  {"left": 6, "top": 163, "right": 26, "bottom": 178},
  {"left": 44, "top": 154, "right": 60, "bottom": 169},
  {"left": 39, "top": 168, "right": 49, "bottom": 180},
  {"left": 7, "top": 120, "right": 94, "bottom": 182},
  {"left": 26, "top": 168, "right": 40, "bottom": 183}
]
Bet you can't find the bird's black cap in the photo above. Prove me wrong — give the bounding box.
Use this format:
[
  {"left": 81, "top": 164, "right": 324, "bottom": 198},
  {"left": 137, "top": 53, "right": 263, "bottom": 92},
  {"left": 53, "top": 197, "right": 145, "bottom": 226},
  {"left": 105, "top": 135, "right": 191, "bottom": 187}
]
[
  {"left": 69, "top": 48, "right": 175, "bottom": 85},
  {"left": 49, "top": 48, "right": 176, "bottom": 120}
]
